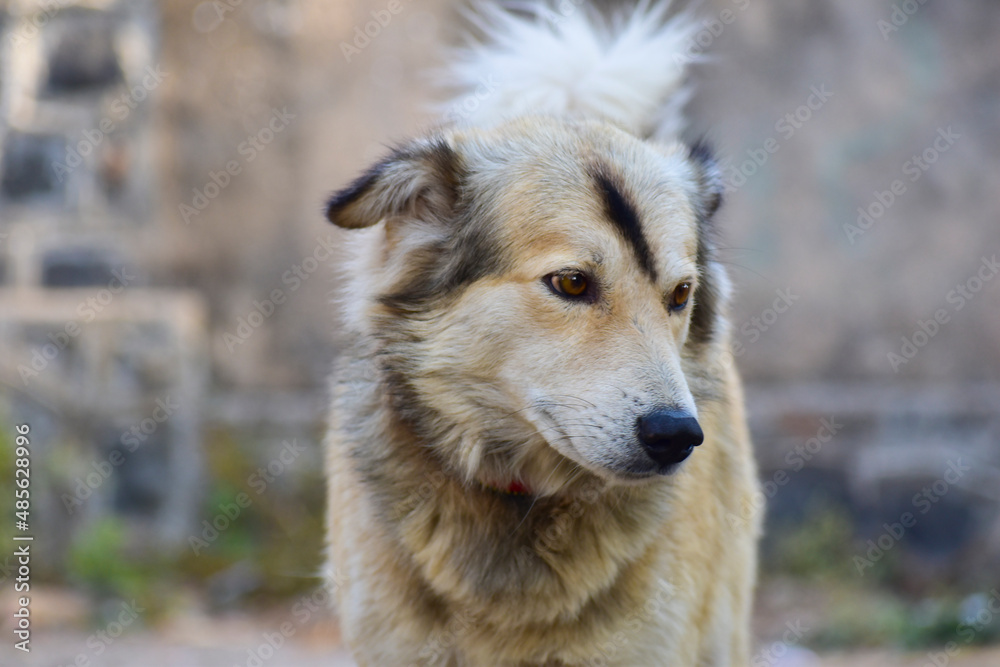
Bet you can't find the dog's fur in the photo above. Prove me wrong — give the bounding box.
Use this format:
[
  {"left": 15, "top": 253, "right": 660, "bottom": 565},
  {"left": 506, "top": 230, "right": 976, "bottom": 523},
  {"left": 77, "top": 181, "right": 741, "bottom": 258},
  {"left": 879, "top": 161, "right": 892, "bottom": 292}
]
[{"left": 324, "top": 3, "right": 761, "bottom": 665}]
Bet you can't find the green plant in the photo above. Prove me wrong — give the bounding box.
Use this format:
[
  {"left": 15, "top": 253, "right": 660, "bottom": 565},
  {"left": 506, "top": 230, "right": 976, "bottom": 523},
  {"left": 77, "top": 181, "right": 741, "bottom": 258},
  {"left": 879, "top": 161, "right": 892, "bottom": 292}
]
[
  {"left": 766, "top": 504, "right": 859, "bottom": 581},
  {"left": 66, "top": 516, "right": 178, "bottom": 622}
]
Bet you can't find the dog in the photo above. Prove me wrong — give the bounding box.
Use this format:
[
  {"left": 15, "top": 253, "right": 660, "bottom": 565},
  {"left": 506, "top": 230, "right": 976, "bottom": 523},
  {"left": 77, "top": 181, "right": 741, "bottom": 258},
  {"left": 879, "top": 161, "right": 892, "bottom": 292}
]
[{"left": 324, "top": 2, "right": 761, "bottom": 665}]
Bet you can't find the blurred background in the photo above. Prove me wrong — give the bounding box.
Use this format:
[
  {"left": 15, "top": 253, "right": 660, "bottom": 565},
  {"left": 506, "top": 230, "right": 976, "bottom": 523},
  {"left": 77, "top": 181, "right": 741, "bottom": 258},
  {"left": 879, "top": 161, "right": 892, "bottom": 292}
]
[{"left": 0, "top": 0, "right": 997, "bottom": 664}]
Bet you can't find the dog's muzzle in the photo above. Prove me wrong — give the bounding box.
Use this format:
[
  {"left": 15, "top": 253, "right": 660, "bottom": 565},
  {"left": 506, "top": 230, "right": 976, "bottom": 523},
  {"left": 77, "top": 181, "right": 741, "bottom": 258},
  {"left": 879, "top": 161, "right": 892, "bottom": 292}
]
[{"left": 637, "top": 409, "right": 704, "bottom": 468}]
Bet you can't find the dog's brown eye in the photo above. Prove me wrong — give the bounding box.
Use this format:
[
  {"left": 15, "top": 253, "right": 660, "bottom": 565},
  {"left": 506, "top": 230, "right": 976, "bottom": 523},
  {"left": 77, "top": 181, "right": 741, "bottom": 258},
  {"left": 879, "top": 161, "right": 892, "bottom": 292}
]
[
  {"left": 549, "top": 272, "right": 590, "bottom": 299},
  {"left": 670, "top": 282, "right": 691, "bottom": 311}
]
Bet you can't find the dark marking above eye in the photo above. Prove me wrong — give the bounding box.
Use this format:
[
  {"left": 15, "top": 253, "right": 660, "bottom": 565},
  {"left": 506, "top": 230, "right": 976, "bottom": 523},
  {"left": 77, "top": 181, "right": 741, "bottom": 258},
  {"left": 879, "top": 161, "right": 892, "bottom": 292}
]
[{"left": 589, "top": 167, "right": 658, "bottom": 283}]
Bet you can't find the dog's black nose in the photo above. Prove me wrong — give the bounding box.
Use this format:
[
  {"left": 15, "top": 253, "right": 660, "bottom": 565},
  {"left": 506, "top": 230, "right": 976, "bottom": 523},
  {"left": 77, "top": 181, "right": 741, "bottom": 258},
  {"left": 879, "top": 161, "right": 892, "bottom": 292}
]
[{"left": 637, "top": 409, "right": 704, "bottom": 467}]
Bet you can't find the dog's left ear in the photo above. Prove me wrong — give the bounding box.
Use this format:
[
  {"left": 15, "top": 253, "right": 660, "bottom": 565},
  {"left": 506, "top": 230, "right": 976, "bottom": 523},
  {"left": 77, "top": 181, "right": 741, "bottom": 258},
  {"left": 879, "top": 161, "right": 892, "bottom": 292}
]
[
  {"left": 686, "top": 141, "right": 724, "bottom": 223},
  {"left": 325, "top": 137, "right": 462, "bottom": 229},
  {"left": 685, "top": 141, "right": 730, "bottom": 346}
]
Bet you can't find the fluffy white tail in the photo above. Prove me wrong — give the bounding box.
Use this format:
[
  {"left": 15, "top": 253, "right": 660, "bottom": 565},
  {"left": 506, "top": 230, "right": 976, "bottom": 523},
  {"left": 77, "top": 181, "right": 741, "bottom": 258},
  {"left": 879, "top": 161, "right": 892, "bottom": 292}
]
[{"left": 437, "top": 0, "right": 698, "bottom": 138}]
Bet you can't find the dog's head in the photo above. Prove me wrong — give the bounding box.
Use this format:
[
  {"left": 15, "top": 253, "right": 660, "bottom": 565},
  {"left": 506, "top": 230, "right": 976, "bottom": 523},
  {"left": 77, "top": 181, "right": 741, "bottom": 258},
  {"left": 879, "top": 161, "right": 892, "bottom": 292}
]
[{"left": 328, "top": 117, "right": 729, "bottom": 494}]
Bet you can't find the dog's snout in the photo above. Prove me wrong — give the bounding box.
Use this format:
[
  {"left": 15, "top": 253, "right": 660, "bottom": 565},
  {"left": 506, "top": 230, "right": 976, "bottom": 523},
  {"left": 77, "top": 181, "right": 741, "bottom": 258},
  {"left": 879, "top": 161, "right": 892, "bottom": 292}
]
[{"left": 637, "top": 409, "right": 704, "bottom": 467}]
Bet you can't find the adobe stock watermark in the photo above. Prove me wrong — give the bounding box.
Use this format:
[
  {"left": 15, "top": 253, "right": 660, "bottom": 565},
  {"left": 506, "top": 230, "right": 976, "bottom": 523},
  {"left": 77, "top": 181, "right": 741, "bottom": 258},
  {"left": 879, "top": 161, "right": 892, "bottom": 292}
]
[
  {"left": 721, "top": 84, "right": 833, "bottom": 192},
  {"left": 844, "top": 126, "right": 960, "bottom": 244},
  {"left": 443, "top": 74, "right": 499, "bottom": 124},
  {"left": 443, "top": 0, "right": 588, "bottom": 123},
  {"left": 192, "top": 0, "right": 245, "bottom": 34},
  {"left": 405, "top": 608, "right": 480, "bottom": 667},
  {"left": 877, "top": 0, "right": 929, "bottom": 41},
  {"left": 525, "top": 477, "right": 604, "bottom": 559},
  {"left": 17, "top": 267, "right": 137, "bottom": 385},
  {"left": 222, "top": 234, "right": 337, "bottom": 352},
  {"left": 853, "top": 458, "right": 970, "bottom": 575},
  {"left": 189, "top": 439, "right": 307, "bottom": 555},
  {"left": 727, "top": 416, "right": 843, "bottom": 530},
  {"left": 712, "top": 286, "right": 800, "bottom": 378},
  {"left": 61, "top": 397, "right": 180, "bottom": 514},
  {"left": 179, "top": 107, "right": 295, "bottom": 224},
  {"left": 732, "top": 288, "right": 799, "bottom": 356},
  {"left": 234, "top": 571, "right": 348, "bottom": 667},
  {"left": 921, "top": 589, "right": 1000, "bottom": 667},
  {"left": 54, "top": 600, "right": 144, "bottom": 667},
  {"left": 52, "top": 65, "right": 168, "bottom": 182},
  {"left": 340, "top": 0, "right": 414, "bottom": 62},
  {"left": 584, "top": 578, "right": 678, "bottom": 667},
  {"left": 5, "top": 0, "right": 73, "bottom": 46},
  {"left": 887, "top": 254, "right": 998, "bottom": 372},
  {"left": 673, "top": 0, "right": 753, "bottom": 68},
  {"left": 484, "top": 0, "right": 588, "bottom": 39},
  {"left": 751, "top": 619, "right": 811, "bottom": 667},
  {"left": 530, "top": 0, "right": 587, "bottom": 27}
]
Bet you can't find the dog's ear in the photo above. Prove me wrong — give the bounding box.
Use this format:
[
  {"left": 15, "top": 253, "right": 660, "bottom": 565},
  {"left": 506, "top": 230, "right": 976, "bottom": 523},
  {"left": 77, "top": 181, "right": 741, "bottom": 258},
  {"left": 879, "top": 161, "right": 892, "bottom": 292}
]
[
  {"left": 325, "top": 137, "right": 462, "bottom": 229},
  {"left": 686, "top": 141, "right": 724, "bottom": 222},
  {"left": 685, "top": 141, "right": 730, "bottom": 346}
]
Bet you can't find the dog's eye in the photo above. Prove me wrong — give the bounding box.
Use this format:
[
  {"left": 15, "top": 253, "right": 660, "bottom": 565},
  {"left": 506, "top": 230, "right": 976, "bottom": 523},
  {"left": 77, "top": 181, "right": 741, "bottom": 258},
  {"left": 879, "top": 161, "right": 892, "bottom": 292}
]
[
  {"left": 547, "top": 272, "right": 591, "bottom": 299},
  {"left": 669, "top": 282, "right": 691, "bottom": 311}
]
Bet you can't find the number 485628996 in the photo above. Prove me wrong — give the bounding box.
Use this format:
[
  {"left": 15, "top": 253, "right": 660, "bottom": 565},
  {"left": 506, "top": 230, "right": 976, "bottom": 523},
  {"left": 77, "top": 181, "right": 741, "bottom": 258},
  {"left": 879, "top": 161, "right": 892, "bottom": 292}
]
[{"left": 14, "top": 424, "right": 30, "bottom": 528}]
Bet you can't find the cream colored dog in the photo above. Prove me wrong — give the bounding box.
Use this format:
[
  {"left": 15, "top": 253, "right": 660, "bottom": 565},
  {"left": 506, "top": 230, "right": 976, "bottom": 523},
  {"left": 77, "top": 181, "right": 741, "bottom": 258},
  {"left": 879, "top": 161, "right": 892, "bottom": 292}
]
[{"left": 324, "top": 3, "right": 761, "bottom": 665}]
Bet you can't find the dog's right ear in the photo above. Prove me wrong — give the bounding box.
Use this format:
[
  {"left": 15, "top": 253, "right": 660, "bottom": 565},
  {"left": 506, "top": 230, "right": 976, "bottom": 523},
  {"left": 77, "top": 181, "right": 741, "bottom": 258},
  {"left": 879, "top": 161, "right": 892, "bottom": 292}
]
[{"left": 325, "top": 137, "right": 462, "bottom": 229}]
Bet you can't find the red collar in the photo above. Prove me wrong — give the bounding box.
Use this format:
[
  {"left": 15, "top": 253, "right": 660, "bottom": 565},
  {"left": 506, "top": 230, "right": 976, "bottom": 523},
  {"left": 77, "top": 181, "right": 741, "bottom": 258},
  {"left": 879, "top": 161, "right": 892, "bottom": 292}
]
[{"left": 482, "top": 479, "right": 530, "bottom": 496}]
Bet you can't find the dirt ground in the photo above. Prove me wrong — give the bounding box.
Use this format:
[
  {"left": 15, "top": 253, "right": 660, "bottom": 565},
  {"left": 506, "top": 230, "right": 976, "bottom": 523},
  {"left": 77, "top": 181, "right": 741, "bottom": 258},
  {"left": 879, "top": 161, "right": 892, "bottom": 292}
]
[
  {"left": 5, "top": 629, "right": 1000, "bottom": 667},
  {"left": 3, "top": 586, "right": 999, "bottom": 666},
  {"left": 4, "top": 614, "right": 1000, "bottom": 666}
]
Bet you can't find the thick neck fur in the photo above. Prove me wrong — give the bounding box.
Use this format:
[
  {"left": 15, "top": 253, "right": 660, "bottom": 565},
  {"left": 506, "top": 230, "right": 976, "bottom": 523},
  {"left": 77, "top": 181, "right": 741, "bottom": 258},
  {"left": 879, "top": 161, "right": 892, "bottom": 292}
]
[{"left": 336, "top": 339, "right": 699, "bottom": 632}]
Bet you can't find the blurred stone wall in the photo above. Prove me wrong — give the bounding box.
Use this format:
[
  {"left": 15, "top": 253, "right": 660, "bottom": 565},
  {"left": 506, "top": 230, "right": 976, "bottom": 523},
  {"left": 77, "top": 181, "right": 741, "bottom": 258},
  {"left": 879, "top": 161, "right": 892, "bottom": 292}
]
[
  {"left": 0, "top": 0, "right": 207, "bottom": 562},
  {"left": 0, "top": 0, "right": 997, "bottom": 582},
  {"left": 681, "top": 0, "right": 1000, "bottom": 585},
  {"left": 686, "top": 0, "right": 1000, "bottom": 382}
]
